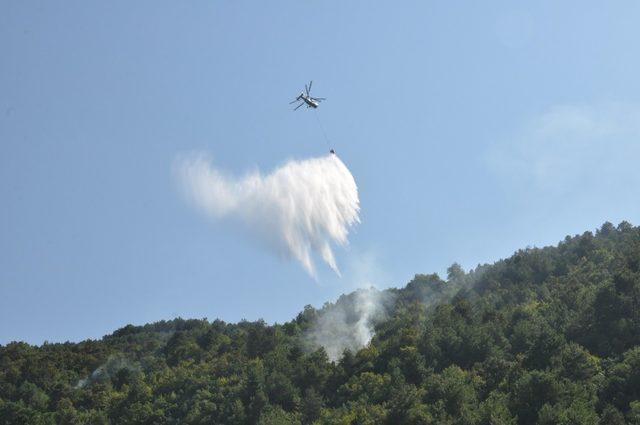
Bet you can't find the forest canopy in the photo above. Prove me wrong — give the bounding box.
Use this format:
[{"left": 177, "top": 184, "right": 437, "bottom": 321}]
[{"left": 1, "top": 221, "right": 640, "bottom": 424}]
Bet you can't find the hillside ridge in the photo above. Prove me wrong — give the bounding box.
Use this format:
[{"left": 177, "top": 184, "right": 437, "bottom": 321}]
[{"left": 2, "top": 221, "right": 639, "bottom": 424}]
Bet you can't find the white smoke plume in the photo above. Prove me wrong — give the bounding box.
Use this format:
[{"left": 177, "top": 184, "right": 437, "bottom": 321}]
[
  {"left": 75, "top": 355, "right": 139, "bottom": 389},
  {"left": 306, "top": 288, "right": 394, "bottom": 362},
  {"left": 175, "top": 153, "right": 360, "bottom": 277}
]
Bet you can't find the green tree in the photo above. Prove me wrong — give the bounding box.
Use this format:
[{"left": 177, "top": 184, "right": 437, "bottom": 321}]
[{"left": 301, "top": 388, "right": 323, "bottom": 425}]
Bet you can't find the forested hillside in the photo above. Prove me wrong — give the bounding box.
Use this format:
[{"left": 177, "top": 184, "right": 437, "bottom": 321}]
[{"left": 2, "top": 222, "right": 640, "bottom": 424}]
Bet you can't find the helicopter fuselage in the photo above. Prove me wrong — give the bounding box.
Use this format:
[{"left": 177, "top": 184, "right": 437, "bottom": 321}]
[{"left": 299, "top": 94, "right": 319, "bottom": 108}]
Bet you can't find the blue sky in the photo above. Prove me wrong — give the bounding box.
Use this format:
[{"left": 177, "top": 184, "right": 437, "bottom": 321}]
[{"left": 2, "top": 1, "right": 640, "bottom": 344}]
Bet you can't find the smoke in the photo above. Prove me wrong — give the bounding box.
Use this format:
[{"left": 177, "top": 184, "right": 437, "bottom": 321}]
[
  {"left": 306, "top": 288, "right": 394, "bottom": 362},
  {"left": 175, "top": 153, "right": 360, "bottom": 277},
  {"left": 75, "top": 355, "right": 139, "bottom": 389}
]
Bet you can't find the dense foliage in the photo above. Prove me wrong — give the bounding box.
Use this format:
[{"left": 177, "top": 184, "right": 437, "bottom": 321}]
[{"left": 2, "top": 222, "right": 640, "bottom": 424}]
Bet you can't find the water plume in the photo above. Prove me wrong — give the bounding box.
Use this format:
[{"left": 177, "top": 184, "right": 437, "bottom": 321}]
[{"left": 175, "top": 153, "right": 360, "bottom": 277}]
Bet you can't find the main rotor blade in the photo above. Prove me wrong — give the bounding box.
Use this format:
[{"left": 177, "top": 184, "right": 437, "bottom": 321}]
[
  {"left": 289, "top": 99, "right": 299, "bottom": 104},
  {"left": 312, "top": 97, "right": 326, "bottom": 101},
  {"left": 294, "top": 102, "right": 304, "bottom": 110},
  {"left": 308, "top": 80, "right": 313, "bottom": 94}
]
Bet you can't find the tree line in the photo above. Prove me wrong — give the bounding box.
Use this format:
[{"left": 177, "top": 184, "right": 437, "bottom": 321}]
[{"left": 1, "top": 221, "right": 640, "bottom": 424}]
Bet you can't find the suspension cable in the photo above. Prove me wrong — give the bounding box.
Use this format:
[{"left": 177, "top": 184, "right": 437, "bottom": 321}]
[{"left": 313, "top": 110, "right": 332, "bottom": 150}]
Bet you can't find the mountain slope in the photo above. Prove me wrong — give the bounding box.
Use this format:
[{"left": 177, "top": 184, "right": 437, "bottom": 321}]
[{"left": 1, "top": 222, "right": 640, "bottom": 424}]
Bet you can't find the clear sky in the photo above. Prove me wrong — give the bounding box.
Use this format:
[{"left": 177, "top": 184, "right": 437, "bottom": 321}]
[{"left": 2, "top": 1, "right": 640, "bottom": 345}]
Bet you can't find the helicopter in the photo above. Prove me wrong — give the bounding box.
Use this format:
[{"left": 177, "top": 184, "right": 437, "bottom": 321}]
[{"left": 290, "top": 81, "right": 325, "bottom": 110}]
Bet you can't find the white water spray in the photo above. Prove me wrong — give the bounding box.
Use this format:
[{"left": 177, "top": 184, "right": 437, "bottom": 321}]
[{"left": 175, "top": 153, "right": 360, "bottom": 277}]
